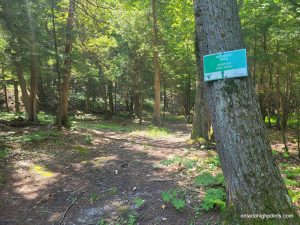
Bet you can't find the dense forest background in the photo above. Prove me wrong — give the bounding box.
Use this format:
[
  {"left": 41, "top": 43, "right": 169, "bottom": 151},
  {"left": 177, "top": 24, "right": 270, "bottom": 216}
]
[
  {"left": 0, "top": 0, "right": 299, "bottom": 224},
  {"left": 0, "top": 0, "right": 298, "bottom": 128}
]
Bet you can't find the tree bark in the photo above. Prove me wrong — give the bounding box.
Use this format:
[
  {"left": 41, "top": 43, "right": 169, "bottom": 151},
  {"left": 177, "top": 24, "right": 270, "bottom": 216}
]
[
  {"left": 191, "top": 32, "right": 210, "bottom": 140},
  {"left": 13, "top": 58, "right": 30, "bottom": 114},
  {"left": 13, "top": 79, "right": 20, "bottom": 113},
  {"left": 60, "top": 0, "right": 75, "bottom": 126},
  {"left": 108, "top": 80, "right": 114, "bottom": 115},
  {"left": 28, "top": 57, "right": 38, "bottom": 123},
  {"left": 194, "top": 0, "right": 299, "bottom": 224},
  {"left": 84, "top": 81, "right": 91, "bottom": 114},
  {"left": 133, "top": 92, "right": 143, "bottom": 124},
  {"left": 152, "top": 0, "right": 161, "bottom": 125},
  {"left": 297, "top": 101, "right": 299, "bottom": 158},
  {"left": 162, "top": 72, "right": 167, "bottom": 117},
  {"left": 186, "top": 73, "right": 191, "bottom": 122},
  {"left": 51, "top": 0, "right": 62, "bottom": 130},
  {"left": 114, "top": 82, "right": 117, "bottom": 114},
  {"left": 2, "top": 75, "right": 8, "bottom": 112}
]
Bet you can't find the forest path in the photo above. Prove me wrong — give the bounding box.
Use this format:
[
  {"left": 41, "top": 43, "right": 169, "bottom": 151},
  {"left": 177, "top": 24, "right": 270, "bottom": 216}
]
[{"left": 0, "top": 119, "right": 218, "bottom": 225}]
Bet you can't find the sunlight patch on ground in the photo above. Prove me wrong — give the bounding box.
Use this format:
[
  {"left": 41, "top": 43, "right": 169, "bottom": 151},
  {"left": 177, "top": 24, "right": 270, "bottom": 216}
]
[
  {"left": 130, "top": 127, "right": 173, "bottom": 138},
  {"left": 48, "top": 212, "right": 61, "bottom": 223},
  {"left": 11, "top": 162, "right": 59, "bottom": 200},
  {"left": 30, "top": 165, "right": 55, "bottom": 177},
  {"left": 91, "top": 156, "right": 117, "bottom": 167}
]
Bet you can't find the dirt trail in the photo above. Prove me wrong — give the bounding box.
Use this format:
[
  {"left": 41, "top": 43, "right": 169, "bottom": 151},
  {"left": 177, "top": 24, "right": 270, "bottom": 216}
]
[{"left": 0, "top": 120, "right": 217, "bottom": 225}]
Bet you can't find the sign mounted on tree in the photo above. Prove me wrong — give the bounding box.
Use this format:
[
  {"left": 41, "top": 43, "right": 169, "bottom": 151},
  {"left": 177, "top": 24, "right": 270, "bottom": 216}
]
[{"left": 203, "top": 49, "right": 248, "bottom": 82}]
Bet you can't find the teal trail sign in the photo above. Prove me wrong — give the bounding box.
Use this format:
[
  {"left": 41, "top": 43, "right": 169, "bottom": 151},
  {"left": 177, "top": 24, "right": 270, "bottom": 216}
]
[{"left": 203, "top": 49, "right": 248, "bottom": 82}]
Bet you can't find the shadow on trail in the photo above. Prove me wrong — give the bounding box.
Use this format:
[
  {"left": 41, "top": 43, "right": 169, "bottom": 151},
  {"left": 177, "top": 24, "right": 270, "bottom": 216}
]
[{"left": 0, "top": 123, "right": 195, "bottom": 225}]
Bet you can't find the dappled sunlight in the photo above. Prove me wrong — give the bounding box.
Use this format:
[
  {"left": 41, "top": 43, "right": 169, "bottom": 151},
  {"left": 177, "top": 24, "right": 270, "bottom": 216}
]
[
  {"left": 48, "top": 212, "right": 62, "bottom": 223},
  {"left": 11, "top": 163, "right": 59, "bottom": 200},
  {"left": 1, "top": 115, "right": 298, "bottom": 224},
  {"left": 90, "top": 156, "right": 118, "bottom": 167},
  {"left": 30, "top": 165, "right": 55, "bottom": 178}
]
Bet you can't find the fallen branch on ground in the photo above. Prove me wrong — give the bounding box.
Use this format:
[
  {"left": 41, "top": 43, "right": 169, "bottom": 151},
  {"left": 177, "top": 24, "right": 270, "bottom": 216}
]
[{"left": 59, "top": 190, "right": 85, "bottom": 225}]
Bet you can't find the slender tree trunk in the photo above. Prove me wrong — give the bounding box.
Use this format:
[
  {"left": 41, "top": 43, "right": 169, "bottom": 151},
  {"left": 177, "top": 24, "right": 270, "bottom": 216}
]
[
  {"left": 129, "top": 95, "right": 134, "bottom": 112},
  {"left": 252, "top": 37, "right": 257, "bottom": 86},
  {"left": 28, "top": 57, "right": 38, "bottom": 122},
  {"left": 276, "top": 72, "right": 288, "bottom": 152},
  {"left": 297, "top": 102, "right": 300, "bottom": 158},
  {"left": 194, "top": 0, "right": 299, "bottom": 224},
  {"left": 108, "top": 80, "right": 114, "bottom": 115},
  {"left": 186, "top": 74, "right": 191, "bottom": 122},
  {"left": 191, "top": 32, "right": 210, "bottom": 140},
  {"left": 84, "top": 81, "right": 90, "bottom": 114},
  {"left": 162, "top": 72, "right": 167, "bottom": 117},
  {"left": 152, "top": 0, "right": 161, "bottom": 125},
  {"left": 60, "top": 0, "right": 75, "bottom": 127},
  {"left": 282, "top": 72, "right": 292, "bottom": 129},
  {"left": 275, "top": 67, "right": 282, "bottom": 131},
  {"left": 52, "top": 0, "right": 62, "bottom": 130},
  {"left": 133, "top": 93, "right": 143, "bottom": 124},
  {"left": 263, "top": 32, "right": 273, "bottom": 91},
  {"left": 114, "top": 82, "right": 117, "bottom": 114},
  {"left": 2, "top": 77, "right": 8, "bottom": 112},
  {"left": 13, "top": 59, "right": 30, "bottom": 114},
  {"left": 125, "top": 91, "right": 129, "bottom": 111},
  {"left": 13, "top": 80, "right": 20, "bottom": 113}
]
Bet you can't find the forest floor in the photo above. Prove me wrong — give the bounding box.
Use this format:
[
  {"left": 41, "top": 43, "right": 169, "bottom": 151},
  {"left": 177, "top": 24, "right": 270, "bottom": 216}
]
[{"left": 0, "top": 113, "right": 299, "bottom": 225}]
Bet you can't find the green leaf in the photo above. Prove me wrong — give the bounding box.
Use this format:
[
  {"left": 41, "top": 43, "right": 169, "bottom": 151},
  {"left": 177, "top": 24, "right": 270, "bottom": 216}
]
[
  {"left": 201, "top": 188, "right": 226, "bottom": 211},
  {"left": 171, "top": 198, "right": 185, "bottom": 210},
  {"left": 195, "top": 172, "right": 224, "bottom": 186},
  {"left": 162, "top": 191, "right": 172, "bottom": 202}
]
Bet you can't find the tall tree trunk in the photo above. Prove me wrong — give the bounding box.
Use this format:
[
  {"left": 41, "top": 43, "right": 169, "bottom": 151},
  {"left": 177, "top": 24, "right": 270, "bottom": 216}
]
[
  {"left": 13, "top": 79, "right": 20, "bottom": 113},
  {"left": 98, "top": 67, "right": 108, "bottom": 115},
  {"left": 2, "top": 76, "right": 8, "bottom": 112},
  {"left": 297, "top": 101, "right": 300, "bottom": 158},
  {"left": 186, "top": 74, "right": 191, "bottom": 122},
  {"left": 276, "top": 72, "right": 288, "bottom": 152},
  {"left": 108, "top": 80, "right": 114, "bottom": 115},
  {"left": 152, "top": 0, "right": 161, "bottom": 125},
  {"left": 194, "top": 0, "right": 299, "bottom": 224},
  {"left": 191, "top": 32, "right": 210, "bottom": 140},
  {"left": 51, "top": 0, "right": 62, "bottom": 130},
  {"left": 125, "top": 91, "right": 130, "bottom": 111},
  {"left": 28, "top": 57, "right": 38, "bottom": 122},
  {"left": 13, "top": 59, "right": 30, "bottom": 114},
  {"left": 84, "top": 81, "right": 90, "bottom": 114},
  {"left": 252, "top": 37, "right": 257, "bottom": 86},
  {"left": 282, "top": 71, "right": 292, "bottom": 129},
  {"left": 162, "top": 72, "right": 167, "bottom": 117},
  {"left": 114, "top": 82, "right": 117, "bottom": 114},
  {"left": 133, "top": 93, "right": 143, "bottom": 124},
  {"left": 60, "top": 0, "right": 75, "bottom": 127}
]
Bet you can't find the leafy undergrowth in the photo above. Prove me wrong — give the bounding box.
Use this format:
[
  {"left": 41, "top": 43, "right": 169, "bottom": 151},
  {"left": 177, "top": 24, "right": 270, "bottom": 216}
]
[
  {"left": 0, "top": 113, "right": 299, "bottom": 224},
  {"left": 158, "top": 149, "right": 225, "bottom": 223},
  {"left": 0, "top": 111, "right": 55, "bottom": 124},
  {"left": 159, "top": 143, "right": 300, "bottom": 221},
  {"left": 73, "top": 120, "right": 139, "bottom": 132},
  {"left": 73, "top": 119, "right": 174, "bottom": 138},
  {"left": 3, "top": 129, "right": 61, "bottom": 143},
  {"left": 280, "top": 163, "right": 300, "bottom": 205}
]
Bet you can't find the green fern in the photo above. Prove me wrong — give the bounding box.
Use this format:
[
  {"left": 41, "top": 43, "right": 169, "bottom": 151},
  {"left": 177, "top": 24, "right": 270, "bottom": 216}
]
[
  {"left": 201, "top": 188, "right": 226, "bottom": 211},
  {"left": 195, "top": 172, "right": 224, "bottom": 187},
  {"left": 161, "top": 189, "right": 186, "bottom": 210}
]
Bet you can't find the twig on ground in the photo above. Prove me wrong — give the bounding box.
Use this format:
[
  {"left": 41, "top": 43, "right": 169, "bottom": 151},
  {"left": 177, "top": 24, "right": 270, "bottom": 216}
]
[
  {"left": 183, "top": 186, "right": 206, "bottom": 195},
  {"left": 186, "top": 204, "right": 197, "bottom": 210},
  {"left": 59, "top": 191, "right": 85, "bottom": 225},
  {"left": 149, "top": 178, "right": 174, "bottom": 182},
  {"left": 10, "top": 196, "right": 23, "bottom": 199}
]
